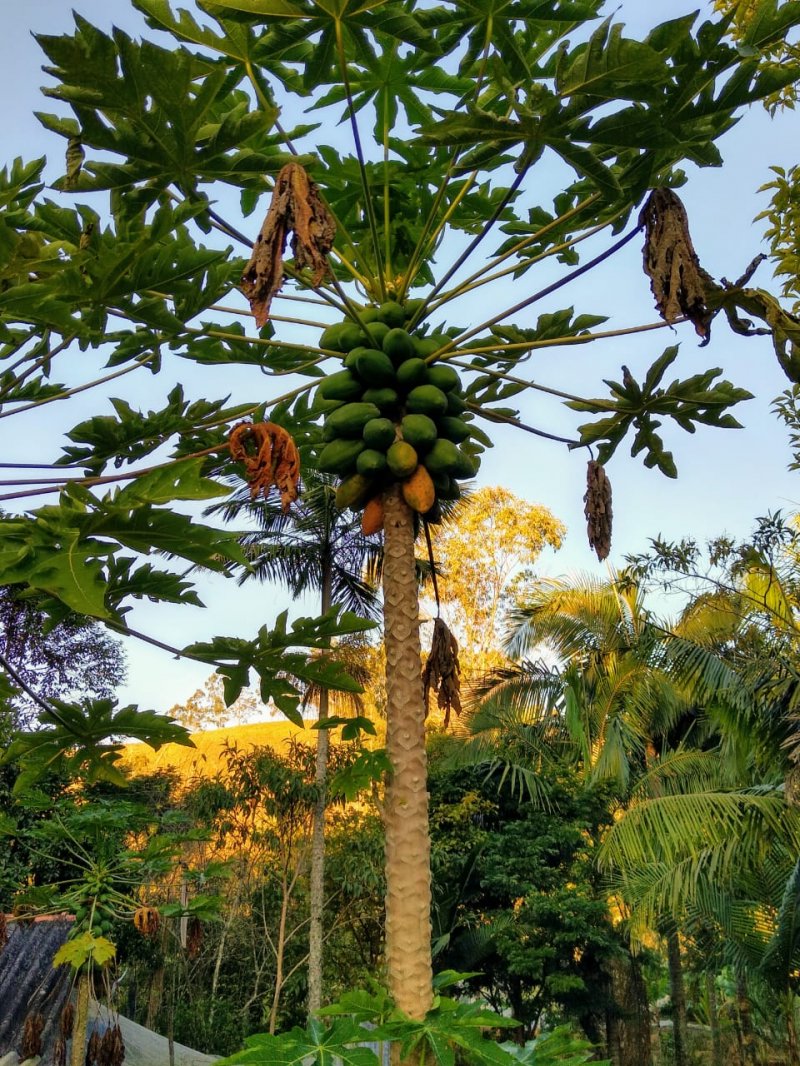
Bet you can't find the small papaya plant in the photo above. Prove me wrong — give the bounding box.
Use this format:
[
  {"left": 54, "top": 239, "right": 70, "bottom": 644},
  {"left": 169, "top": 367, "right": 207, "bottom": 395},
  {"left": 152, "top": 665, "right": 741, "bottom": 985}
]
[{"left": 1, "top": 0, "right": 800, "bottom": 1043}]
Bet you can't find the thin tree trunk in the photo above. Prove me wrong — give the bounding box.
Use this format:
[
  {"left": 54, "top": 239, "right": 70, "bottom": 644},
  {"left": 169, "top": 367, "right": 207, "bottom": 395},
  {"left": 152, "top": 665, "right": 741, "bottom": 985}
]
[
  {"left": 307, "top": 558, "right": 333, "bottom": 1018},
  {"left": 381, "top": 486, "right": 433, "bottom": 1022},
  {"left": 786, "top": 991, "right": 800, "bottom": 1066},
  {"left": 706, "top": 971, "right": 723, "bottom": 1066},
  {"left": 666, "top": 928, "right": 688, "bottom": 1066},
  {"left": 607, "top": 950, "right": 653, "bottom": 1066},
  {"left": 268, "top": 875, "right": 291, "bottom": 1034},
  {"left": 735, "top": 969, "right": 760, "bottom": 1066},
  {"left": 70, "top": 972, "right": 90, "bottom": 1066}
]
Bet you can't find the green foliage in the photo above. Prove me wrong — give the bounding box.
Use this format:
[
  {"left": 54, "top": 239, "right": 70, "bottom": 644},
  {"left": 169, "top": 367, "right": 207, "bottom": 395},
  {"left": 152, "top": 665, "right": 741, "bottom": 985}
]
[
  {"left": 567, "top": 346, "right": 752, "bottom": 477},
  {"left": 185, "top": 606, "right": 377, "bottom": 724},
  {"left": 221, "top": 983, "right": 518, "bottom": 1066},
  {"left": 3, "top": 698, "right": 191, "bottom": 791},
  {"left": 428, "top": 757, "right": 618, "bottom": 1036}
]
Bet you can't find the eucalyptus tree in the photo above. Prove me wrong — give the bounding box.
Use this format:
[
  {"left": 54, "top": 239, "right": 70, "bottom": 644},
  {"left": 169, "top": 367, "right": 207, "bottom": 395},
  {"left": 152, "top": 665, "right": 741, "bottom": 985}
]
[
  {"left": 214, "top": 469, "right": 380, "bottom": 1014},
  {"left": 0, "top": 0, "right": 799, "bottom": 1039}
]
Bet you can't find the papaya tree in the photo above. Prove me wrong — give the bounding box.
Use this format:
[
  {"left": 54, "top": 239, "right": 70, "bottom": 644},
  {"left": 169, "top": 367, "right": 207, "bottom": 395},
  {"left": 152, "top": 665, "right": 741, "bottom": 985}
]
[{"left": 2, "top": 0, "right": 800, "bottom": 1037}]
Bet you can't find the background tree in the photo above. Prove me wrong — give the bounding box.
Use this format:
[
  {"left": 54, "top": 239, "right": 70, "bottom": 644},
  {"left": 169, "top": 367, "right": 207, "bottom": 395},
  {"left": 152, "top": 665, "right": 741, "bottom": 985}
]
[
  {"left": 215, "top": 468, "right": 381, "bottom": 1014},
  {"left": 427, "top": 487, "right": 564, "bottom": 674},
  {"left": 0, "top": 584, "right": 126, "bottom": 728}
]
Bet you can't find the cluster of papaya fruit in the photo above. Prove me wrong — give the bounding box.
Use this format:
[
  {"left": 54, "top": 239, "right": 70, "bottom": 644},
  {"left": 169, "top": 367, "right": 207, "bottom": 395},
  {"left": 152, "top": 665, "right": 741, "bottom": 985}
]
[
  {"left": 72, "top": 893, "right": 116, "bottom": 936},
  {"left": 314, "top": 300, "right": 479, "bottom": 533}
]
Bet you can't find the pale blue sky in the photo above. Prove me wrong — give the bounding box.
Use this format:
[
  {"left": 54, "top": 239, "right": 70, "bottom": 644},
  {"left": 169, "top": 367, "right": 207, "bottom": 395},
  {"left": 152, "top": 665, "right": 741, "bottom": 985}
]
[{"left": 1, "top": 1, "right": 799, "bottom": 712}]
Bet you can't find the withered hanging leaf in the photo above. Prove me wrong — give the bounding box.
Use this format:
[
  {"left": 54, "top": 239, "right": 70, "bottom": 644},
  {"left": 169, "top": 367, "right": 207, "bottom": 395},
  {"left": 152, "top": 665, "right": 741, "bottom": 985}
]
[
  {"left": 60, "top": 1003, "right": 76, "bottom": 1040},
  {"left": 241, "top": 163, "right": 336, "bottom": 328},
  {"left": 86, "top": 1030, "right": 102, "bottom": 1066},
  {"left": 21, "top": 1013, "right": 45, "bottom": 1059},
  {"left": 422, "top": 618, "right": 462, "bottom": 729},
  {"left": 584, "top": 460, "right": 613, "bottom": 562},
  {"left": 54, "top": 1035, "right": 67, "bottom": 1066},
  {"left": 640, "top": 188, "right": 714, "bottom": 342},
  {"left": 64, "top": 136, "right": 85, "bottom": 191},
  {"left": 98, "top": 1025, "right": 125, "bottom": 1066},
  {"left": 186, "top": 916, "right": 203, "bottom": 959},
  {"left": 133, "top": 905, "right": 160, "bottom": 939},
  {"left": 229, "top": 421, "right": 301, "bottom": 512}
]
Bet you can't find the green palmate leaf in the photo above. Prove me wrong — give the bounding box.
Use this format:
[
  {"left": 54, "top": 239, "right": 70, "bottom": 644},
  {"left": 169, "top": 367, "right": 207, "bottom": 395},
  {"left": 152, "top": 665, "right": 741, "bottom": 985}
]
[
  {"left": 330, "top": 748, "right": 391, "bottom": 799},
  {"left": 113, "top": 458, "right": 229, "bottom": 506},
  {"left": 218, "top": 1017, "right": 380, "bottom": 1066},
  {"left": 567, "top": 345, "right": 752, "bottom": 475},
  {"left": 202, "top": 0, "right": 307, "bottom": 15},
  {"left": 2, "top": 698, "right": 192, "bottom": 792},
  {"left": 555, "top": 19, "right": 668, "bottom": 100},
  {"left": 185, "top": 607, "right": 378, "bottom": 725},
  {"left": 53, "top": 930, "right": 116, "bottom": 969}
]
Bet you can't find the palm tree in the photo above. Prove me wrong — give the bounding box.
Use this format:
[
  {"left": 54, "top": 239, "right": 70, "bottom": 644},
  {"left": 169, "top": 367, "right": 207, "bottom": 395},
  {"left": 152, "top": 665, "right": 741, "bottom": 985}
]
[
  {"left": 213, "top": 469, "right": 381, "bottom": 1016},
  {"left": 490, "top": 572, "right": 800, "bottom": 1064},
  {"left": 459, "top": 575, "right": 756, "bottom": 1066}
]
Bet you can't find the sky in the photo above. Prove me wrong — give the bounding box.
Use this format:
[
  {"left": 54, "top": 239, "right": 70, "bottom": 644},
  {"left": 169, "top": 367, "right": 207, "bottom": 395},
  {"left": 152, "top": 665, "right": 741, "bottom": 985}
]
[{"left": 1, "top": 1, "right": 799, "bottom": 713}]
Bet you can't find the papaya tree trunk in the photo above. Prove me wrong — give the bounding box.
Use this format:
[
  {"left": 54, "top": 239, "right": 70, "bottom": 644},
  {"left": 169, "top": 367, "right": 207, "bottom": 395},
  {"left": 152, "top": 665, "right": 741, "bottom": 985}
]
[
  {"left": 381, "top": 486, "right": 433, "bottom": 1021},
  {"left": 70, "top": 972, "right": 90, "bottom": 1066},
  {"left": 307, "top": 554, "right": 333, "bottom": 1018},
  {"left": 666, "top": 928, "right": 689, "bottom": 1066}
]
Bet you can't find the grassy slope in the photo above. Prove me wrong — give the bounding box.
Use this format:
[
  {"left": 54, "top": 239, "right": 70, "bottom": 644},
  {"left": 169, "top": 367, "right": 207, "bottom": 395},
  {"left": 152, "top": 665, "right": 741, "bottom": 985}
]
[{"left": 120, "top": 720, "right": 318, "bottom": 779}]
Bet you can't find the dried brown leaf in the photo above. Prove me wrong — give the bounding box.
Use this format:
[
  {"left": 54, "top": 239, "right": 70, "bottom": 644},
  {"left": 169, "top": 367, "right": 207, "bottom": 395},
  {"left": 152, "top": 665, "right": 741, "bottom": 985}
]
[
  {"left": 98, "top": 1025, "right": 124, "bottom": 1066},
  {"left": 229, "top": 421, "right": 301, "bottom": 512},
  {"left": 186, "top": 917, "right": 203, "bottom": 959},
  {"left": 55, "top": 1035, "right": 67, "bottom": 1066},
  {"left": 86, "top": 1030, "right": 102, "bottom": 1066},
  {"left": 640, "top": 188, "right": 714, "bottom": 342},
  {"left": 584, "top": 460, "right": 613, "bottom": 562},
  {"left": 21, "top": 1013, "right": 44, "bottom": 1059},
  {"left": 422, "top": 618, "right": 462, "bottom": 729},
  {"left": 60, "top": 1003, "right": 76, "bottom": 1040},
  {"left": 241, "top": 163, "right": 336, "bottom": 327},
  {"left": 133, "top": 906, "right": 160, "bottom": 939}
]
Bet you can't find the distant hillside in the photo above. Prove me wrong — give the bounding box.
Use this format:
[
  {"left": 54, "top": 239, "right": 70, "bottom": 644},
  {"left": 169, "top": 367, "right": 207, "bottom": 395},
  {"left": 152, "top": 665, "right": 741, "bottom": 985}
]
[{"left": 121, "top": 719, "right": 318, "bottom": 780}]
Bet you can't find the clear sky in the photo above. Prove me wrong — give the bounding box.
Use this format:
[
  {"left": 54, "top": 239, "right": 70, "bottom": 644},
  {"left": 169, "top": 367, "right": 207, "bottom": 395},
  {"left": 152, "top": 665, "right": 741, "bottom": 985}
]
[{"left": 1, "top": 1, "right": 799, "bottom": 712}]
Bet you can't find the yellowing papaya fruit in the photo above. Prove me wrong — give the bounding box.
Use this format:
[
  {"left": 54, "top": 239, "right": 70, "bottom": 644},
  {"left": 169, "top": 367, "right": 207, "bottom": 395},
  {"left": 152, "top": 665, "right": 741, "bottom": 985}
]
[
  {"left": 362, "top": 496, "right": 385, "bottom": 535},
  {"left": 402, "top": 465, "right": 436, "bottom": 514}
]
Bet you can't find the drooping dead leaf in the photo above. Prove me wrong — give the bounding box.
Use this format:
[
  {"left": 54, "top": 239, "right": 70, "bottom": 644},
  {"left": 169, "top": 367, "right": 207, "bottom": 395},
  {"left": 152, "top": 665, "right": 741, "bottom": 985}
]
[
  {"left": 584, "top": 460, "right": 613, "bottom": 562},
  {"left": 133, "top": 906, "right": 160, "bottom": 939},
  {"left": 241, "top": 163, "right": 336, "bottom": 327},
  {"left": 86, "top": 1031, "right": 102, "bottom": 1066},
  {"left": 422, "top": 617, "right": 462, "bottom": 729},
  {"left": 54, "top": 1035, "right": 67, "bottom": 1066},
  {"left": 228, "top": 421, "right": 301, "bottom": 512},
  {"left": 21, "top": 1013, "right": 44, "bottom": 1059},
  {"left": 186, "top": 916, "right": 203, "bottom": 959},
  {"left": 98, "top": 1025, "right": 125, "bottom": 1066},
  {"left": 640, "top": 188, "right": 714, "bottom": 342},
  {"left": 60, "top": 1003, "right": 76, "bottom": 1040}
]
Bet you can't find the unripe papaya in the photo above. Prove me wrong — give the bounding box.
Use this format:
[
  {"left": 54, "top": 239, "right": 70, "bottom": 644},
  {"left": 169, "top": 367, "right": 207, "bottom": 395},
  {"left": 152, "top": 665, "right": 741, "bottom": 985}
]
[
  {"left": 382, "top": 328, "right": 416, "bottom": 364},
  {"left": 336, "top": 473, "right": 375, "bottom": 511},
  {"left": 386, "top": 440, "right": 419, "bottom": 478}
]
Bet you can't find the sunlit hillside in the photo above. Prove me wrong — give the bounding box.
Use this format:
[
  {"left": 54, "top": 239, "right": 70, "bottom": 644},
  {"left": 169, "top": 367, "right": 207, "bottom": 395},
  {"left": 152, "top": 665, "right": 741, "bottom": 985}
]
[{"left": 120, "top": 720, "right": 319, "bottom": 780}]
